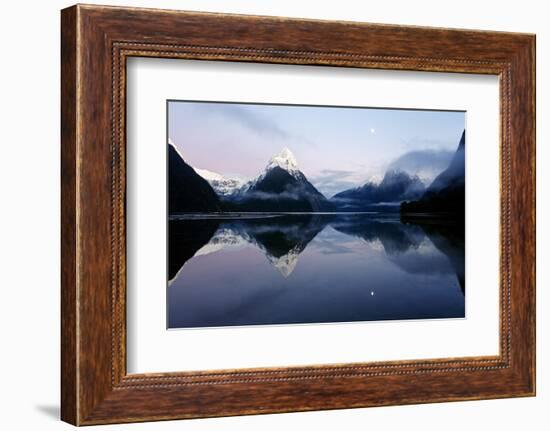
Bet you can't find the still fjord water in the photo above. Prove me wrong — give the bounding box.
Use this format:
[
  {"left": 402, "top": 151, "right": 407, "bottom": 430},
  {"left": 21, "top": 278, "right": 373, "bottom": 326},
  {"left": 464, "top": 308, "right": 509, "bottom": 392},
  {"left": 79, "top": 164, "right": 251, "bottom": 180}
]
[{"left": 168, "top": 213, "right": 465, "bottom": 329}]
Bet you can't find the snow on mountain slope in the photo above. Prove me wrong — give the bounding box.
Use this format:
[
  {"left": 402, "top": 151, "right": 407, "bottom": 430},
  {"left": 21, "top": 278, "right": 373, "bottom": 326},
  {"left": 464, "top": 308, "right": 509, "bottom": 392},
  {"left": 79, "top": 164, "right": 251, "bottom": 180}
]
[
  {"left": 167, "top": 138, "right": 245, "bottom": 196},
  {"left": 236, "top": 147, "right": 302, "bottom": 195},
  {"left": 193, "top": 167, "right": 245, "bottom": 196},
  {"left": 265, "top": 147, "right": 299, "bottom": 176},
  {"left": 168, "top": 138, "right": 185, "bottom": 161},
  {"left": 194, "top": 168, "right": 225, "bottom": 182}
]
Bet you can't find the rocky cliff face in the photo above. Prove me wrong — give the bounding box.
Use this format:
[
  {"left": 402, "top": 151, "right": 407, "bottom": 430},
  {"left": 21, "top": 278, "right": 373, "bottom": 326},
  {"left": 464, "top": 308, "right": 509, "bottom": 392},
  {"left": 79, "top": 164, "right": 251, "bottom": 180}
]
[{"left": 168, "top": 143, "right": 220, "bottom": 213}]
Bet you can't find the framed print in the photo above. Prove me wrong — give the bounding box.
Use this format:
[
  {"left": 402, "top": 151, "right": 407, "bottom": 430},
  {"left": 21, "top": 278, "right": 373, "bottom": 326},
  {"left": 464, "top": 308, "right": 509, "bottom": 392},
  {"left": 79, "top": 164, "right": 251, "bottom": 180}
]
[{"left": 61, "top": 4, "right": 536, "bottom": 425}]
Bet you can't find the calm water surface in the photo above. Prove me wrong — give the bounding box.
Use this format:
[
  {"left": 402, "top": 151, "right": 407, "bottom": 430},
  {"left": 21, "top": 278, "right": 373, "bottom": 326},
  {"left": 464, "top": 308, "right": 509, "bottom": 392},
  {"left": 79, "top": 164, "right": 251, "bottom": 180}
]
[{"left": 168, "top": 213, "right": 465, "bottom": 329}]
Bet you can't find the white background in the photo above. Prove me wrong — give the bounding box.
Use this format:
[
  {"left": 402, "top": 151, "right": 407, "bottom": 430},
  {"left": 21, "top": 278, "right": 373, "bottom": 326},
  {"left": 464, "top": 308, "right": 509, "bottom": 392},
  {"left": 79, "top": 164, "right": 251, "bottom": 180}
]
[
  {"left": 127, "top": 59, "right": 500, "bottom": 373},
  {"left": 0, "top": 0, "right": 547, "bottom": 430}
]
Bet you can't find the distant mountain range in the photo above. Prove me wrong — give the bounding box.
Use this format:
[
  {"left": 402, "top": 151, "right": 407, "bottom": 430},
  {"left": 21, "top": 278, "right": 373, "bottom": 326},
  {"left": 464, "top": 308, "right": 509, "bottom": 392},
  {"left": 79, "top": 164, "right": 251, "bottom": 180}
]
[
  {"left": 400, "top": 130, "right": 465, "bottom": 216},
  {"left": 330, "top": 169, "right": 425, "bottom": 211},
  {"left": 192, "top": 167, "right": 245, "bottom": 196},
  {"left": 168, "top": 135, "right": 465, "bottom": 214},
  {"left": 190, "top": 147, "right": 333, "bottom": 212}
]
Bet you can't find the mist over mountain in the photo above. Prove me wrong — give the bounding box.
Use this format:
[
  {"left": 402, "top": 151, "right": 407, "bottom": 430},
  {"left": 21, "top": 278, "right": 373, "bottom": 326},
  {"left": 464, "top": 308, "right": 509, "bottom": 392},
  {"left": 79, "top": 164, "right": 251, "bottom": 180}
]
[
  {"left": 387, "top": 148, "right": 454, "bottom": 183},
  {"left": 425, "top": 131, "right": 465, "bottom": 194},
  {"left": 330, "top": 169, "right": 425, "bottom": 211},
  {"left": 401, "top": 131, "right": 465, "bottom": 216},
  {"left": 223, "top": 148, "right": 334, "bottom": 212}
]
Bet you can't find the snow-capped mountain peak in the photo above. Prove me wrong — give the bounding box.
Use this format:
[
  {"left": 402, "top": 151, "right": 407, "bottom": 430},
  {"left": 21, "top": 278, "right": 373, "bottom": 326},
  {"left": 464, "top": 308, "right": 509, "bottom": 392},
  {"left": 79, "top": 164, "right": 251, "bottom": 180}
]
[
  {"left": 266, "top": 147, "right": 299, "bottom": 174},
  {"left": 233, "top": 147, "right": 302, "bottom": 195}
]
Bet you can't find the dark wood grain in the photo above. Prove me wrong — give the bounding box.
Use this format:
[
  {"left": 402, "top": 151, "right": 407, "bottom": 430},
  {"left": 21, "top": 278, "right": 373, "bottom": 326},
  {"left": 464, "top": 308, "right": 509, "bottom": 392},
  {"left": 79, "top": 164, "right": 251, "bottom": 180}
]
[
  {"left": 61, "top": 4, "right": 535, "bottom": 425},
  {"left": 60, "top": 5, "right": 78, "bottom": 425}
]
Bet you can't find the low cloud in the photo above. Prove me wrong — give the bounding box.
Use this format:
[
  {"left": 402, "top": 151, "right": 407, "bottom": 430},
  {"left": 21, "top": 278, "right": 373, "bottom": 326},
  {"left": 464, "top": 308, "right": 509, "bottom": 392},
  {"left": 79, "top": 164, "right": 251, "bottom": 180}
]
[{"left": 387, "top": 149, "right": 453, "bottom": 183}]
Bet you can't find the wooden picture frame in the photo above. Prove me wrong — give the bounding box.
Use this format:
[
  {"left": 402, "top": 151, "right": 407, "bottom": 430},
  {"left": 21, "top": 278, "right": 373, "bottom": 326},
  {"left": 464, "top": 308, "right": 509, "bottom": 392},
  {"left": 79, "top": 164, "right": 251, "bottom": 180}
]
[{"left": 61, "top": 4, "right": 535, "bottom": 425}]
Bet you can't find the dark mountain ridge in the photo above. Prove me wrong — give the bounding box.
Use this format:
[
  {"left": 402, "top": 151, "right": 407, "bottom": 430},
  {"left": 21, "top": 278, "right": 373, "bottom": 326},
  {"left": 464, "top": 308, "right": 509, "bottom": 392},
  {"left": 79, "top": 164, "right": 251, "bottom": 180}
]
[
  {"left": 401, "top": 130, "right": 465, "bottom": 216},
  {"left": 168, "top": 144, "right": 221, "bottom": 213},
  {"left": 224, "top": 166, "right": 334, "bottom": 212}
]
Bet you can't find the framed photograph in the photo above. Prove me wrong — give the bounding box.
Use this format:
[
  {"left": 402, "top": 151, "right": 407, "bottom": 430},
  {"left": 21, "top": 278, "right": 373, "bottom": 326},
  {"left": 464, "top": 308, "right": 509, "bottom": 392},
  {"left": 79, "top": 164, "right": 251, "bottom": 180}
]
[{"left": 61, "top": 4, "right": 536, "bottom": 425}]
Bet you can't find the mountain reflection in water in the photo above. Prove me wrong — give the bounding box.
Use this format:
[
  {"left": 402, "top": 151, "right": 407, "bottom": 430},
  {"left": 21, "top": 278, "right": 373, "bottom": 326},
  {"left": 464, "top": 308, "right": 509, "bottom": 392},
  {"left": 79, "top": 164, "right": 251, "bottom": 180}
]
[{"left": 168, "top": 213, "right": 465, "bottom": 329}]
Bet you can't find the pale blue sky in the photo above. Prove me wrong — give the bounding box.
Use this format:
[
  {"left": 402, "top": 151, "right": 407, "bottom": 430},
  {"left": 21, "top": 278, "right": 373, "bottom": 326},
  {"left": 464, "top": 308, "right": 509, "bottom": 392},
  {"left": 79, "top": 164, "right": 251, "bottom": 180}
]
[{"left": 168, "top": 101, "right": 464, "bottom": 197}]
